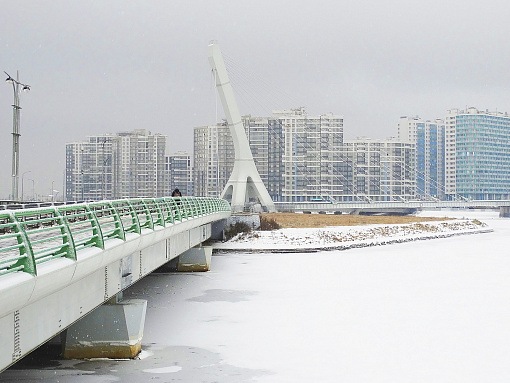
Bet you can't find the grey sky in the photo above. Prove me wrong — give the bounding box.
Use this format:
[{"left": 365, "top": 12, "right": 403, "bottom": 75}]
[{"left": 1, "top": 0, "right": 509, "bottom": 199}]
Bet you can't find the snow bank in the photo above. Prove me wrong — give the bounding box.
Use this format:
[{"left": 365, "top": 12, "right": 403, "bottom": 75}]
[{"left": 213, "top": 219, "right": 492, "bottom": 253}]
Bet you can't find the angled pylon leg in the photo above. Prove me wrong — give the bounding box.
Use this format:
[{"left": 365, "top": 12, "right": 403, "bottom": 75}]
[{"left": 208, "top": 41, "right": 276, "bottom": 213}]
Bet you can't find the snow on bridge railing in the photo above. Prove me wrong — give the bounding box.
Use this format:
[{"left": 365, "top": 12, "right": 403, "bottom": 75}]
[{"left": 0, "top": 196, "right": 230, "bottom": 277}]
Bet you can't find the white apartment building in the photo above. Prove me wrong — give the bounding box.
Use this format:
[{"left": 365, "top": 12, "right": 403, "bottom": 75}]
[
  {"left": 165, "top": 151, "right": 193, "bottom": 196},
  {"left": 193, "top": 122, "right": 234, "bottom": 197},
  {"left": 66, "top": 130, "right": 166, "bottom": 201},
  {"left": 243, "top": 115, "right": 270, "bottom": 183},
  {"left": 272, "top": 108, "right": 344, "bottom": 202},
  {"left": 66, "top": 135, "right": 115, "bottom": 201},
  {"left": 193, "top": 108, "right": 344, "bottom": 202},
  {"left": 115, "top": 130, "right": 166, "bottom": 198},
  {"left": 341, "top": 138, "right": 416, "bottom": 201}
]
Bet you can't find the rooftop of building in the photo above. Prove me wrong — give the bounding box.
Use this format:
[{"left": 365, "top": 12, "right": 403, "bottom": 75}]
[{"left": 447, "top": 107, "right": 509, "bottom": 117}]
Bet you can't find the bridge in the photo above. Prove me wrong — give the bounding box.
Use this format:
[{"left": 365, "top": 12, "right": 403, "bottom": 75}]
[
  {"left": 0, "top": 196, "right": 230, "bottom": 372},
  {"left": 275, "top": 200, "right": 510, "bottom": 216}
]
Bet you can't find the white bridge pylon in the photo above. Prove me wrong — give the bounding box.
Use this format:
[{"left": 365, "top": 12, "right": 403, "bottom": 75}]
[{"left": 208, "top": 41, "right": 276, "bottom": 213}]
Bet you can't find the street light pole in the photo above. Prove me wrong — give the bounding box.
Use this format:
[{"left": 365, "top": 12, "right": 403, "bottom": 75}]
[
  {"left": 81, "top": 147, "right": 85, "bottom": 201},
  {"left": 4, "top": 71, "right": 30, "bottom": 201},
  {"left": 28, "top": 178, "right": 35, "bottom": 201},
  {"left": 21, "top": 170, "right": 31, "bottom": 201}
]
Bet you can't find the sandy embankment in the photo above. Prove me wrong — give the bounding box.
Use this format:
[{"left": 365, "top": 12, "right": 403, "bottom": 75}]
[{"left": 214, "top": 213, "right": 491, "bottom": 253}]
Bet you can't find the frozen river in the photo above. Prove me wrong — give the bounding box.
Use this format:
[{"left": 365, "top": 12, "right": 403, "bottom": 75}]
[{"left": 1, "top": 210, "right": 510, "bottom": 382}]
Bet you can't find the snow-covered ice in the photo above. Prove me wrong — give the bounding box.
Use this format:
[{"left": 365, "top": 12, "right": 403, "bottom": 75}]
[{"left": 2, "top": 209, "right": 509, "bottom": 383}]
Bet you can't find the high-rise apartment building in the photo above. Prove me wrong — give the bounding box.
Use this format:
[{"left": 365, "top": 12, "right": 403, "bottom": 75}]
[
  {"left": 115, "top": 130, "right": 166, "bottom": 198},
  {"left": 192, "top": 106, "right": 510, "bottom": 203},
  {"left": 66, "top": 135, "right": 115, "bottom": 201},
  {"left": 243, "top": 115, "right": 270, "bottom": 184},
  {"left": 193, "top": 122, "right": 234, "bottom": 197},
  {"left": 193, "top": 108, "right": 424, "bottom": 203},
  {"left": 193, "top": 108, "right": 344, "bottom": 202},
  {"left": 445, "top": 107, "right": 510, "bottom": 200},
  {"left": 271, "top": 108, "right": 344, "bottom": 202},
  {"left": 165, "top": 151, "right": 193, "bottom": 196},
  {"left": 66, "top": 129, "right": 166, "bottom": 201},
  {"left": 398, "top": 116, "right": 445, "bottom": 199},
  {"left": 341, "top": 138, "right": 416, "bottom": 201}
]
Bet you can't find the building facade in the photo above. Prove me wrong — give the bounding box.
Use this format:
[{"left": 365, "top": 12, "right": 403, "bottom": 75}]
[
  {"left": 165, "top": 151, "right": 193, "bottom": 196},
  {"left": 65, "top": 135, "right": 115, "bottom": 201},
  {"left": 193, "top": 108, "right": 345, "bottom": 202},
  {"left": 341, "top": 138, "right": 416, "bottom": 201},
  {"left": 192, "top": 106, "right": 510, "bottom": 203},
  {"left": 115, "top": 130, "right": 167, "bottom": 199},
  {"left": 193, "top": 122, "right": 234, "bottom": 197},
  {"left": 243, "top": 115, "right": 270, "bottom": 184},
  {"left": 445, "top": 107, "right": 510, "bottom": 200},
  {"left": 66, "top": 129, "right": 166, "bottom": 201},
  {"left": 398, "top": 116, "right": 445, "bottom": 200},
  {"left": 271, "top": 108, "right": 344, "bottom": 202}
]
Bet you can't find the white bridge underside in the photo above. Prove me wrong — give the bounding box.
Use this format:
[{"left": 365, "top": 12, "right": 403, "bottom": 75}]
[{"left": 0, "top": 213, "right": 227, "bottom": 372}]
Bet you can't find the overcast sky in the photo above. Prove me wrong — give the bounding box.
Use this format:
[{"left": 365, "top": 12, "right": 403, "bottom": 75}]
[{"left": 1, "top": 0, "right": 509, "bottom": 200}]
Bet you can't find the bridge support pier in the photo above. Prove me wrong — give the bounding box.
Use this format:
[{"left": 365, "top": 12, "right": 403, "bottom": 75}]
[
  {"left": 211, "top": 218, "right": 227, "bottom": 240},
  {"left": 62, "top": 298, "right": 147, "bottom": 360},
  {"left": 177, "top": 246, "right": 212, "bottom": 272}
]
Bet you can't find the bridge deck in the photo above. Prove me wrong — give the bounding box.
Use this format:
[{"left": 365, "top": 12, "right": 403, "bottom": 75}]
[{"left": 0, "top": 196, "right": 231, "bottom": 372}]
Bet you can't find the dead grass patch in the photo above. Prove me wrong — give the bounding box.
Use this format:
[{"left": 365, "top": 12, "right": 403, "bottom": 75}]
[{"left": 260, "top": 213, "right": 453, "bottom": 229}]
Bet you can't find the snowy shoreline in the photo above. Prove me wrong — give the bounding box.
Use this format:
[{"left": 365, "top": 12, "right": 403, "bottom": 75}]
[{"left": 213, "top": 219, "right": 493, "bottom": 253}]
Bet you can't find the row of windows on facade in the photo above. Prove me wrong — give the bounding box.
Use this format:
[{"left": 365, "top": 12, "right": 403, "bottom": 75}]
[
  {"left": 193, "top": 114, "right": 418, "bottom": 202},
  {"left": 65, "top": 131, "right": 192, "bottom": 201},
  {"left": 65, "top": 108, "right": 510, "bottom": 202}
]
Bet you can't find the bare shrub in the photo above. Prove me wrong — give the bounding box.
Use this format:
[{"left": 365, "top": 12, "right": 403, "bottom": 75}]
[
  {"left": 259, "top": 216, "right": 281, "bottom": 231},
  {"left": 224, "top": 221, "right": 252, "bottom": 240}
]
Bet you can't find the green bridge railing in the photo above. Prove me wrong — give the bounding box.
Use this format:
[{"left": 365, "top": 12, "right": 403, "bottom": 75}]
[{"left": 0, "top": 197, "right": 230, "bottom": 277}]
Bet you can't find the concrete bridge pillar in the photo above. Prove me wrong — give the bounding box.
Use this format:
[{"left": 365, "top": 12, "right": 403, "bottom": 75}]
[
  {"left": 211, "top": 218, "right": 227, "bottom": 240},
  {"left": 62, "top": 298, "right": 147, "bottom": 359},
  {"left": 177, "top": 246, "right": 212, "bottom": 272},
  {"left": 500, "top": 206, "right": 510, "bottom": 218}
]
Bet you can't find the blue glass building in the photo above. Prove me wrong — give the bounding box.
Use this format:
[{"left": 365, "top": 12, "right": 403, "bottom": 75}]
[
  {"left": 398, "top": 117, "right": 445, "bottom": 200},
  {"left": 416, "top": 121, "right": 445, "bottom": 199},
  {"left": 446, "top": 108, "right": 510, "bottom": 200}
]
